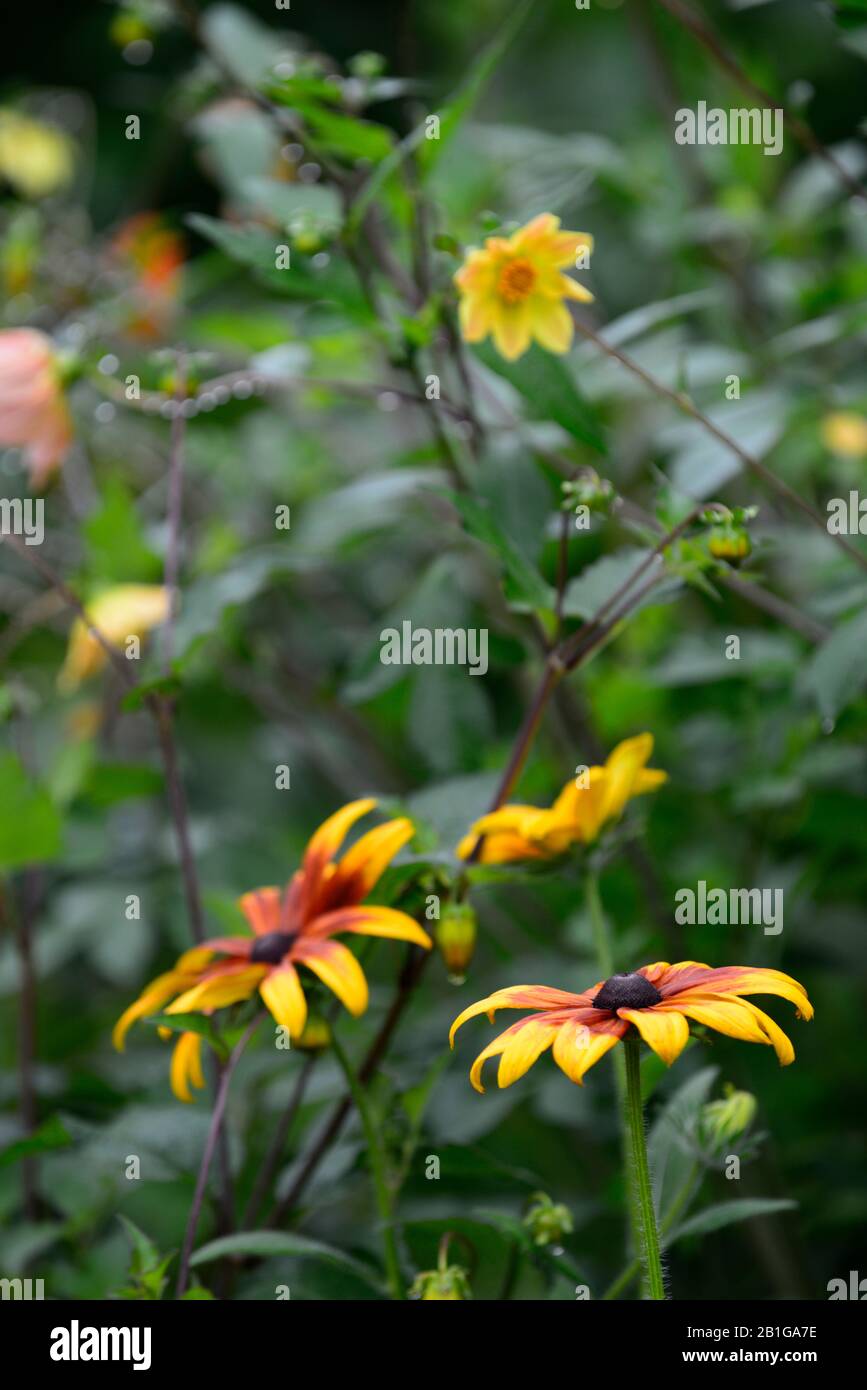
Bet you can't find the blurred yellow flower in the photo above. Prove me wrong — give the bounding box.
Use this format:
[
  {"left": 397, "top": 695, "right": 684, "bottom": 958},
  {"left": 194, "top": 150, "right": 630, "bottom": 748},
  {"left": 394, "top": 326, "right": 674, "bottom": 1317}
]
[
  {"left": 454, "top": 213, "right": 593, "bottom": 362},
  {"left": 821, "top": 411, "right": 867, "bottom": 458},
  {"left": 0, "top": 109, "right": 75, "bottom": 199},
  {"left": 58, "top": 584, "right": 170, "bottom": 692},
  {"left": 457, "top": 733, "right": 666, "bottom": 864}
]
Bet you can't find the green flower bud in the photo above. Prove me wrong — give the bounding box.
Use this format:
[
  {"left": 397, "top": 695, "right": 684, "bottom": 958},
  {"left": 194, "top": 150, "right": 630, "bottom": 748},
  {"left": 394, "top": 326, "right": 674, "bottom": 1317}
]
[
  {"left": 523, "top": 1191, "right": 574, "bottom": 1248},
  {"left": 295, "top": 1013, "right": 332, "bottom": 1052},
  {"left": 701, "top": 1084, "right": 757, "bottom": 1149},
  {"left": 409, "top": 1264, "right": 472, "bottom": 1300},
  {"left": 560, "top": 471, "right": 616, "bottom": 515},
  {"left": 435, "top": 903, "right": 477, "bottom": 980}
]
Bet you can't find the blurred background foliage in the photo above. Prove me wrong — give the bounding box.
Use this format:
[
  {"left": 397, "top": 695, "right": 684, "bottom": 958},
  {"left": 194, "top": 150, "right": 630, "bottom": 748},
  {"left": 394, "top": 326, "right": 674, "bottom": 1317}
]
[{"left": 1, "top": 0, "right": 866, "bottom": 1300}]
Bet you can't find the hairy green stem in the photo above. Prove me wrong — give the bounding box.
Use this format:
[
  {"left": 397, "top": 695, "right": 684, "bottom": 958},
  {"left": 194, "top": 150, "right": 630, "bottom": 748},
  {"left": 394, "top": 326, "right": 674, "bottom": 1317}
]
[
  {"left": 621, "top": 1037, "right": 666, "bottom": 1300},
  {"left": 331, "top": 1029, "right": 404, "bottom": 1300},
  {"left": 603, "top": 1160, "right": 698, "bottom": 1300}
]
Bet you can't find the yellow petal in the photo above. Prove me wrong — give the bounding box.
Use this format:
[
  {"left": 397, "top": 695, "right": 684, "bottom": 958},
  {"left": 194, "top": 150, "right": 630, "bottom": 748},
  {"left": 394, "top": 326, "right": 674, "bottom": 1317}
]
[
  {"left": 313, "top": 904, "right": 432, "bottom": 949},
  {"left": 490, "top": 303, "right": 532, "bottom": 361},
  {"left": 673, "top": 993, "right": 795, "bottom": 1066},
  {"left": 259, "top": 962, "right": 308, "bottom": 1037},
  {"left": 113, "top": 969, "right": 191, "bottom": 1050},
  {"left": 529, "top": 299, "right": 574, "bottom": 354},
  {"left": 296, "top": 940, "right": 369, "bottom": 1017},
  {"left": 551, "top": 1015, "right": 625, "bottom": 1084},
  {"left": 617, "top": 1005, "right": 690, "bottom": 1065},
  {"left": 674, "top": 966, "right": 813, "bottom": 1021},
  {"left": 302, "top": 799, "right": 377, "bottom": 874},
  {"left": 170, "top": 1032, "right": 206, "bottom": 1103},
  {"left": 497, "top": 1018, "right": 558, "bottom": 1088},
  {"left": 334, "top": 817, "right": 415, "bottom": 898},
  {"left": 166, "top": 965, "right": 265, "bottom": 1015}
]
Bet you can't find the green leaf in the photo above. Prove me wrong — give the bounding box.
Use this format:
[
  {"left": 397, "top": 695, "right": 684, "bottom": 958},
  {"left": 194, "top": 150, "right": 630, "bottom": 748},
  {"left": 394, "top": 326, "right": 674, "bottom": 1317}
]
[
  {"left": 0, "top": 754, "right": 63, "bottom": 870},
  {"left": 448, "top": 491, "right": 555, "bottom": 613},
  {"left": 240, "top": 177, "right": 343, "bottom": 232},
  {"left": 475, "top": 341, "right": 607, "bottom": 453},
  {"left": 419, "top": 0, "right": 535, "bottom": 172},
  {"left": 83, "top": 479, "right": 161, "bottom": 584},
  {"left": 0, "top": 1114, "right": 72, "bottom": 1168},
  {"left": 143, "top": 1013, "right": 229, "bottom": 1061},
  {"left": 201, "top": 3, "right": 295, "bottom": 88},
  {"left": 667, "top": 1198, "right": 797, "bottom": 1244},
  {"left": 648, "top": 1066, "right": 718, "bottom": 1217},
  {"left": 799, "top": 605, "right": 867, "bottom": 719},
  {"left": 189, "top": 1230, "right": 382, "bottom": 1290},
  {"left": 561, "top": 547, "right": 665, "bottom": 621}
]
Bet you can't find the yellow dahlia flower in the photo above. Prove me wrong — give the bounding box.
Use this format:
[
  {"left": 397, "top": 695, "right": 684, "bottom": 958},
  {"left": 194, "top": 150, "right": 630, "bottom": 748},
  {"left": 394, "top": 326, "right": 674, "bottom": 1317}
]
[
  {"left": 821, "top": 411, "right": 867, "bottom": 458},
  {"left": 57, "top": 584, "right": 170, "bottom": 692},
  {"left": 454, "top": 213, "right": 593, "bottom": 362},
  {"left": 451, "top": 962, "right": 813, "bottom": 1092},
  {"left": 457, "top": 733, "right": 666, "bottom": 864}
]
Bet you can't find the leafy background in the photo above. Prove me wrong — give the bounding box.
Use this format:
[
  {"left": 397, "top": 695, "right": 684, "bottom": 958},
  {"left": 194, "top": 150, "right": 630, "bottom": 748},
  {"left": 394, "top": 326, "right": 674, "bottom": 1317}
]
[{"left": 1, "top": 0, "right": 866, "bottom": 1300}]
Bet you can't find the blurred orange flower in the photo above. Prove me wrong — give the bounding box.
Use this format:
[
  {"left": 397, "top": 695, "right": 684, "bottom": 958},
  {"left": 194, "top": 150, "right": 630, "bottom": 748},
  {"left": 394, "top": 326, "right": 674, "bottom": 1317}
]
[{"left": 0, "top": 328, "right": 72, "bottom": 488}]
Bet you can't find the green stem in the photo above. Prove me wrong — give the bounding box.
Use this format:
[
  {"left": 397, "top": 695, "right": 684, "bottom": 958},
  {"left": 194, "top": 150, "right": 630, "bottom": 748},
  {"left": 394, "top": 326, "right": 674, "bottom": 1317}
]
[
  {"left": 603, "top": 1162, "right": 698, "bottom": 1299},
  {"left": 586, "top": 869, "right": 648, "bottom": 1291},
  {"left": 621, "top": 1037, "right": 666, "bottom": 1300},
  {"left": 331, "top": 1029, "right": 404, "bottom": 1301}
]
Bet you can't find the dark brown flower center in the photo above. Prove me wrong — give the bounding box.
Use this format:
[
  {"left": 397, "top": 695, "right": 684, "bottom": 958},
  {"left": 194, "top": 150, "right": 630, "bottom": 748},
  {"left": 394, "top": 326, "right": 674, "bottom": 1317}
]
[
  {"left": 250, "top": 930, "right": 296, "bottom": 965},
  {"left": 593, "top": 972, "right": 662, "bottom": 1011}
]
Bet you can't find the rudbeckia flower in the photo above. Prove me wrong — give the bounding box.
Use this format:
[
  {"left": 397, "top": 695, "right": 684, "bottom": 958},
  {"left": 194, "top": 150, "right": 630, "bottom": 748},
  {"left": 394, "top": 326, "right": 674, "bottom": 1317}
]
[
  {"left": 0, "top": 328, "right": 73, "bottom": 489},
  {"left": 114, "top": 800, "right": 432, "bottom": 1097},
  {"left": 112, "top": 213, "right": 184, "bottom": 339},
  {"left": 57, "top": 584, "right": 170, "bottom": 692},
  {"left": 454, "top": 213, "right": 593, "bottom": 362},
  {"left": 451, "top": 961, "right": 813, "bottom": 1092},
  {"left": 457, "top": 733, "right": 666, "bottom": 864}
]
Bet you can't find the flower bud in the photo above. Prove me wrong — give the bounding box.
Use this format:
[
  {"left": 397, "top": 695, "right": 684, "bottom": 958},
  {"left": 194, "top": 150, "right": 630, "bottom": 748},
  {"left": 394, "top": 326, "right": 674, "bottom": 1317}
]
[
  {"left": 708, "top": 525, "right": 751, "bottom": 562},
  {"left": 409, "top": 1265, "right": 472, "bottom": 1300},
  {"left": 561, "top": 470, "right": 615, "bottom": 515},
  {"left": 435, "top": 903, "right": 477, "bottom": 980},
  {"left": 294, "top": 1014, "right": 332, "bottom": 1052},
  {"left": 700, "top": 1084, "right": 757, "bottom": 1149},
  {"left": 523, "top": 1191, "right": 573, "bottom": 1248}
]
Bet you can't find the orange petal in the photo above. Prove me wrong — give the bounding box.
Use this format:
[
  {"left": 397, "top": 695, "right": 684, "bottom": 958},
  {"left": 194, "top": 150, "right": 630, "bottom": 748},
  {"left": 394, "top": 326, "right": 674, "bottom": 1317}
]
[
  {"left": 450, "top": 985, "right": 589, "bottom": 1047},
  {"left": 468, "top": 1016, "right": 558, "bottom": 1092},
  {"left": 237, "top": 886, "right": 282, "bottom": 936},
  {"left": 259, "top": 962, "right": 308, "bottom": 1037},
  {"left": 617, "top": 1005, "right": 690, "bottom": 1065},
  {"left": 668, "top": 965, "right": 813, "bottom": 1020},
  {"left": 296, "top": 939, "right": 369, "bottom": 1017},
  {"left": 113, "top": 969, "right": 192, "bottom": 1050}
]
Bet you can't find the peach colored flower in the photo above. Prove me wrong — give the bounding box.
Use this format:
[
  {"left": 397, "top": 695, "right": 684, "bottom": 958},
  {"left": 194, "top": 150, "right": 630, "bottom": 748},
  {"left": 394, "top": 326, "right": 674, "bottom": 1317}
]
[{"left": 0, "top": 328, "right": 72, "bottom": 488}]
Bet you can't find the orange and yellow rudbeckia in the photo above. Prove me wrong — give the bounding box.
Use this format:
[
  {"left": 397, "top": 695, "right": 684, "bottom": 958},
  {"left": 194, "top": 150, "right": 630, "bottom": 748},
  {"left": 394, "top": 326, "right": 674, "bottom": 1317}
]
[
  {"left": 454, "top": 213, "right": 593, "bottom": 362},
  {"left": 451, "top": 962, "right": 813, "bottom": 1092},
  {"left": 114, "top": 799, "right": 431, "bottom": 1099},
  {"left": 457, "top": 733, "right": 666, "bottom": 864}
]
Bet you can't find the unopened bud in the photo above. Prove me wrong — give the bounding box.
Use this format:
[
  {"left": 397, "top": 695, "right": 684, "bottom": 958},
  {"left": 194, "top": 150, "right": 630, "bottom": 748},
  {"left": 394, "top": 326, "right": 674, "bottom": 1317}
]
[
  {"left": 523, "top": 1191, "right": 573, "bottom": 1248},
  {"left": 700, "top": 1084, "right": 757, "bottom": 1148},
  {"left": 409, "top": 1264, "right": 472, "bottom": 1300},
  {"left": 435, "top": 903, "right": 477, "bottom": 980}
]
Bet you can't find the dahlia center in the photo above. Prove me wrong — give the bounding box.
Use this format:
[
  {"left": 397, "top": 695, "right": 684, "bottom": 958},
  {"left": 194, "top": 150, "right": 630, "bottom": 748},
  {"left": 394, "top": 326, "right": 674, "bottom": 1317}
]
[
  {"left": 593, "top": 972, "right": 662, "bottom": 1011},
  {"left": 497, "top": 258, "right": 536, "bottom": 303},
  {"left": 250, "top": 930, "right": 296, "bottom": 965}
]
